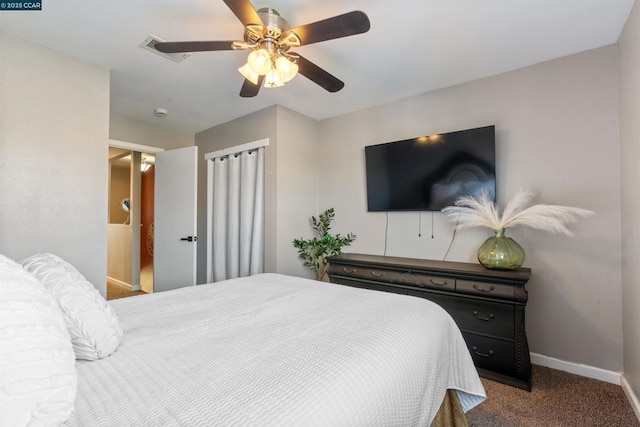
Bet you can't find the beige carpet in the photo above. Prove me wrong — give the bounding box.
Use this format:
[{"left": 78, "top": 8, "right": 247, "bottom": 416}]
[
  {"left": 106, "top": 279, "right": 147, "bottom": 300},
  {"left": 466, "top": 365, "right": 639, "bottom": 426}
]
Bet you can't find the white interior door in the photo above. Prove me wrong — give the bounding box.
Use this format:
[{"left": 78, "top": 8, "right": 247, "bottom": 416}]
[{"left": 154, "top": 146, "right": 198, "bottom": 292}]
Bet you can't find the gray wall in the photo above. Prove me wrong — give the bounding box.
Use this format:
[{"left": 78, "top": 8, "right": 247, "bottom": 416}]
[
  {"left": 318, "top": 45, "right": 623, "bottom": 372},
  {"left": 0, "top": 34, "right": 110, "bottom": 295},
  {"left": 619, "top": 0, "right": 640, "bottom": 400},
  {"left": 275, "top": 107, "right": 319, "bottom": 278}
]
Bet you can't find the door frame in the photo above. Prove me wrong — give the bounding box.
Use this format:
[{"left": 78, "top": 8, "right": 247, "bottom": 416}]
[
  {"left": 109, "top": 139, "right": 165, "bottom": 154},
  {"left": 108, "top": 139, "right": 164, "bottom": 291}
]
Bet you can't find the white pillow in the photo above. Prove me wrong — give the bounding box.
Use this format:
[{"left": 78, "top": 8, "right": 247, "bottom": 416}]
[
  {"left": 21, "top": 253, "right": 123, "bottom": 360},
  {"left": 0, "top": 254, "right": 77, "bottom": 426}
]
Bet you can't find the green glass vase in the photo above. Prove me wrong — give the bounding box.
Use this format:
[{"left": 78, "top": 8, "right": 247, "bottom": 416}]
[{"left": 477, "top": 228, "right": 525, "bottom": 270}]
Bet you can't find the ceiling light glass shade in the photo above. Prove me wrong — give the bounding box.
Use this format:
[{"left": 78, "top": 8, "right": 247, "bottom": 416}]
[
  {"left": 264, "top": 68, "right": 284, "bottom": 88},
  {"left": 247, "top": 49, "right": 272, "bottom": 75},
  {"left": 275, "top": 56, "right": 298, "bottom": 83},
  {"left": 238, "top": 63, "right": 260, "bottom": 85},
  {"left": 141, "top": 160, "right": 151, "bottom": 172}
]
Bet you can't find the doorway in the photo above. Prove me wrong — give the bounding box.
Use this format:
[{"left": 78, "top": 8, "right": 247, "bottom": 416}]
[{"left": 107, "top": 145, "right": 157, "bottom": 300}]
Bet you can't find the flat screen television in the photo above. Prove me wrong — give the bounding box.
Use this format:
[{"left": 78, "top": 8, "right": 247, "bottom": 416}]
[{"left": 365, "top": 125, "right": 496, "bottom": 211}]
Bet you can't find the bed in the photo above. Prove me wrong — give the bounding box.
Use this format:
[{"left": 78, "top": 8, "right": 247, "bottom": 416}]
[
  {"left": 1, "top": 253, "right": 485, "bottom": 426},
  {"left": 69, "top": 273, "right": 485, "bottom": 426}
]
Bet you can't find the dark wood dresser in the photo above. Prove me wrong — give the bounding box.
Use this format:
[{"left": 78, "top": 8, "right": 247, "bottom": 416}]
[{"left": 326, "top": 253, "right": 532, "bottom": 390}]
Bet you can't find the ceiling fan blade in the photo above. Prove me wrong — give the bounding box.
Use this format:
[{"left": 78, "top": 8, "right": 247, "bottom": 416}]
[
  {"left": 296, "top": 55, "right": 344, "bottom": 93},
  {"left": 286, "top": 11, "right": 370, "bottom": 46},
  {"left": 155, "top": 41, "right": 236, "bottom": 53},
  {"left": 239, "top": 75, "right": 265, "bottom": 98},
  {"left": 223, "top": 0, "right": 264, "bottom": 27}
]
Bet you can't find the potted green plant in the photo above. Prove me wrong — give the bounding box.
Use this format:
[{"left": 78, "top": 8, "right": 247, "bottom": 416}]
[{"left": 293, "top": 208, "right": 356, "bottom": 281}]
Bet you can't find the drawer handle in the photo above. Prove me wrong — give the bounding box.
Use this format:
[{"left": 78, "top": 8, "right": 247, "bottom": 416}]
[
  {"left": 473, "top": 283, "right": 496, "bottom": 293},
  {"left": 342, "top": 267, "right": 357, "bottom": 274},
  {"left": 472, "top": 346, "right": 494, "bottom": 358},
  {"left": 429, "top": 279, "right": 448, "bottom": 287},
  {"left": 473, "top": 311, "right": 495, "bottom": 321},
  {"left": 370, "top": 271, "right": 385, "bottom": 278}
]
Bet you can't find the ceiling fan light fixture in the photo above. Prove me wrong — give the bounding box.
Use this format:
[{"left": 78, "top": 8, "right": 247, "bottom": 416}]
[
  {"left": 238, "top": 63, "right": 260, "bottom": 85},
  {"left": 264, "top": 68, "right": 284, "bottom": 88},
  {"left": 247, "top": 49, "right": 272, "bottom": 75},
  {"left": 275, "top": 56, "right": 298, "bottom": 83}
]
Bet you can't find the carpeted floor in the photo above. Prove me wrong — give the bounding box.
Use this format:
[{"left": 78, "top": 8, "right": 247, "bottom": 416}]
[
  {"left": 106, "top": 280, "right": 147, "bottom": 300},
  {"left": 466, "top": 365, "right": 639, "bottom": 426}
]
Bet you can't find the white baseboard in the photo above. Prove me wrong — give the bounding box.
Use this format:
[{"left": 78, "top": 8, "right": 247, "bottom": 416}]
[
  {"left": 107, "top": 276, "right": 140, "bottom": 291},
  {"left": 530, "top": 353, "right": 622, "bottom": 385},
  {"left": 622, "top": 376, "right": 640, "bottom": 422}
]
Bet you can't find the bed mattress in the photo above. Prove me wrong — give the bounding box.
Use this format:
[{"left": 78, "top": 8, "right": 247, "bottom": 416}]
[{"left": 67, "top": 273, "right": 485, "bottom": 426}]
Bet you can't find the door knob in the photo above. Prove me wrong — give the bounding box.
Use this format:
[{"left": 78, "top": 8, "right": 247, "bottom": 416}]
[{"left": 180, "top": 236, "right": 197, "bottom": 242}]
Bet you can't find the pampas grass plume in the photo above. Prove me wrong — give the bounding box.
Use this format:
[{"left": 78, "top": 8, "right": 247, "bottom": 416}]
[{"left": 441, "top": 189, "right": 594, "bottom": 235}]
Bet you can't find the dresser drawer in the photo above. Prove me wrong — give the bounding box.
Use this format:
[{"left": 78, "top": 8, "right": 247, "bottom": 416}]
[
  {"left": 333, "top": 265, "right": 392, "bottom": 282},
  {"left": 395, "top": 272, "right": 455, "bottom": 291},
  {"left": 407, "top": 291, "right": 515, "bottom": 339},
  {"left": 454, "top": 300, "right": 514, "bottom": 338},
  {"left": 462, "top": 333, "right": 515, "bottom": 376},
  {"left": 332, "top": 264, "right": 455, "bottom": 292},
  {"left": 457, "top": 279, "right": 514, "bottom": 299}
]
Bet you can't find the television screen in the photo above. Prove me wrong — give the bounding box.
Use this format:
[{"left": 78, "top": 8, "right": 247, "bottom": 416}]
[{"left": 365, "top": 125, "right": 496, "bottom": 211}]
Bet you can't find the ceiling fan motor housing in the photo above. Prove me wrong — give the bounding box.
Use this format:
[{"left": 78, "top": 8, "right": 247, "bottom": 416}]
[{"left": 244, "top": 8, "right": 300, "bottom": 49}]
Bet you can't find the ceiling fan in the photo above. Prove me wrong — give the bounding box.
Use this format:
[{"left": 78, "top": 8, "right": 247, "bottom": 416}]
[{"left": 154, "top": 0, "right": 370, "bottom": 98}]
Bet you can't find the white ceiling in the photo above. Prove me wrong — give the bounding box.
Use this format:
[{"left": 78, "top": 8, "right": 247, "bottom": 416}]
[{"left": 0, "top": 0, "right": 634, "bottom": 134}]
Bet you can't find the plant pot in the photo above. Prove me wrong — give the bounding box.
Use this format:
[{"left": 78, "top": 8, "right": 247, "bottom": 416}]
[{"left": 477, "top": 229, "right": 525, "bottom": 270}]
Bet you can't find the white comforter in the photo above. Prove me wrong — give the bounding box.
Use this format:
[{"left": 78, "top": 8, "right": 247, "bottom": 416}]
[{"left": 68, "top": 273, "right": 485, "bottom": 426}]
